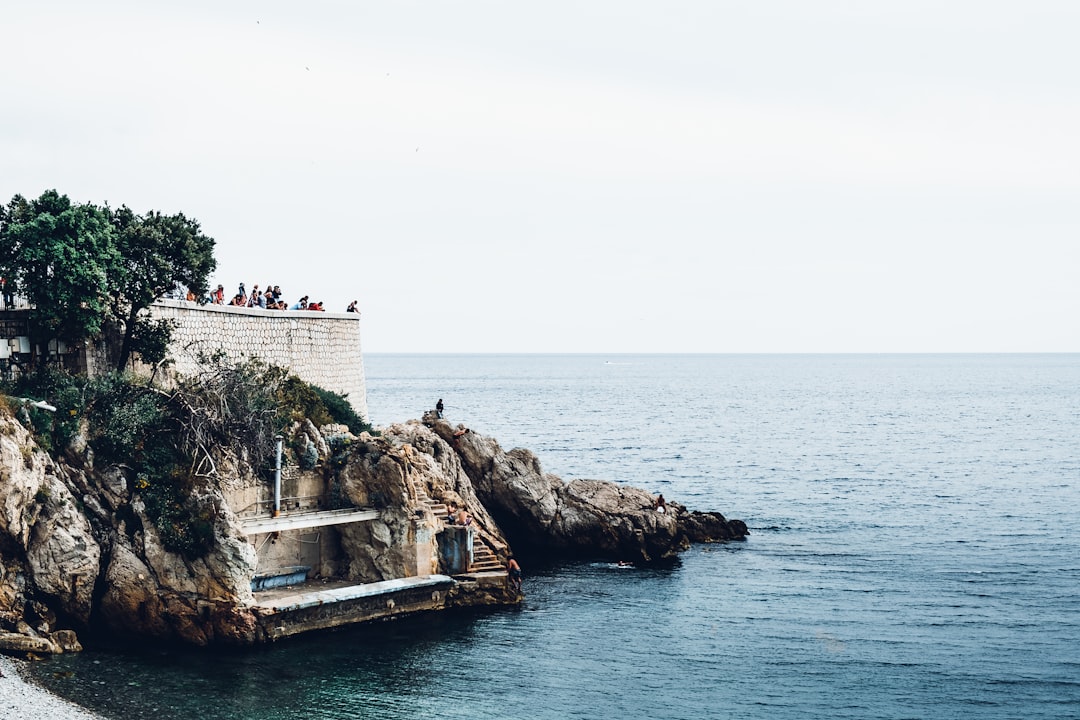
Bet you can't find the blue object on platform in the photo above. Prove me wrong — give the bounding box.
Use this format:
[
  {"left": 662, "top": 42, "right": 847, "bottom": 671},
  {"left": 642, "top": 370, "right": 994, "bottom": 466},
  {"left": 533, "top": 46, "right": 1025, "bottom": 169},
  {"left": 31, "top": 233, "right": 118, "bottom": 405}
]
[{"left": 251, "top": 566, "right": 311, "bottom": 592}]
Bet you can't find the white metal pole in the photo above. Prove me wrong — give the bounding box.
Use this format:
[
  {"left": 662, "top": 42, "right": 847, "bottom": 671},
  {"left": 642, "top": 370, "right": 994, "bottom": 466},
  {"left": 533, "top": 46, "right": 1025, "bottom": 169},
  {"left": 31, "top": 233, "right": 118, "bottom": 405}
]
[{"left": 273, "top": 434, "right": 283, "bottom": 517}]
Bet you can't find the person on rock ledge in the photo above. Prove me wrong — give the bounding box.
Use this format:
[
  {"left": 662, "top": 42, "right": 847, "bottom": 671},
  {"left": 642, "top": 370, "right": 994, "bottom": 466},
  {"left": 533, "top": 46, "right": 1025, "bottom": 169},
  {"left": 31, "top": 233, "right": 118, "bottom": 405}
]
[
  {"left": 507, "top": 555, "right": 522, "bottom": 593},
  {"left": 436, "top": 399, "right": 444, "bottom": 418},
  {"left": 655, "top": 494, "right": 667, "bottom": 513}
]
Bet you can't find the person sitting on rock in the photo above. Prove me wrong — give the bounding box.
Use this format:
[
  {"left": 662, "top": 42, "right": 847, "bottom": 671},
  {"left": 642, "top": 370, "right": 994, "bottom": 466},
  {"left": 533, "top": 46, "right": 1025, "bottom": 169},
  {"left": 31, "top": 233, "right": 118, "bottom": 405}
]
[
  {"left": 456, "top": 508, "right": 472, "bottom": 526},
  {"left": 655, "top": 494, "right": 667, "bottom": 513}
]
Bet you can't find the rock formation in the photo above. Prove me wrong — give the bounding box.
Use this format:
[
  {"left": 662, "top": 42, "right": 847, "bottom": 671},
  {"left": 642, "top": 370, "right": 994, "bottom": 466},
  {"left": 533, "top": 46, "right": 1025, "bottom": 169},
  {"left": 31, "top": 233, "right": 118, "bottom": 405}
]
[
  {"left": 421, "top": 414, "right": 747, "bottom": 563},
  {"left": 0, "top": 401, "right": 745, "bottom": 654}
]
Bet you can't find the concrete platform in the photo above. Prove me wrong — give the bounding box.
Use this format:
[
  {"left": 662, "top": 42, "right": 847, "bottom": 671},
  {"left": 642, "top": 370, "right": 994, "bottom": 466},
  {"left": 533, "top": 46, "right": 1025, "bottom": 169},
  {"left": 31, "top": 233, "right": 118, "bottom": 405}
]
[
  {"left": 454, "top": 570, "right": 508, "bottom": 581},
  {"left": 250, "top": 575, "right": 458, "bottom": 640},
  {"left": 252, "top": 575, "right": 455, "bottom": 612},
  {"left": 239, "top": 507, "right": 379, "bottom": 535}
]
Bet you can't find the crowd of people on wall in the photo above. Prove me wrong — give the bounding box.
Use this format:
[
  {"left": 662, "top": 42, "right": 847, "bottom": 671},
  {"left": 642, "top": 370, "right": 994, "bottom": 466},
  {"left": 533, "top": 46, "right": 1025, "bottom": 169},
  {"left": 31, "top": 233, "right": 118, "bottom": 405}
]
[
  {"left": 181, "top": 282, "right": 359, "bottom": 314},
  {"left": 2, "top": 275, "right": 359, "bottom": 314}
]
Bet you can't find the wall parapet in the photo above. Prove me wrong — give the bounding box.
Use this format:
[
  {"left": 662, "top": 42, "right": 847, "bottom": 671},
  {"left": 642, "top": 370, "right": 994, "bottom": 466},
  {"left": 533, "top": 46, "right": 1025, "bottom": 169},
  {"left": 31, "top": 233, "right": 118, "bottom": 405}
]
[{"left": 149, "top": 299, "right": 368, "bottom": 420}]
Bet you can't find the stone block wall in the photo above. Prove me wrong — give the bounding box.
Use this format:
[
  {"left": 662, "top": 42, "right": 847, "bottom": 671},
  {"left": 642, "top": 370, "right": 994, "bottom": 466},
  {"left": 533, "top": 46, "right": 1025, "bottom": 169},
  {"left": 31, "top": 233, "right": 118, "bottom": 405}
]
[{"left": 148, "top": 299, "right": 368, "bottom": 421}]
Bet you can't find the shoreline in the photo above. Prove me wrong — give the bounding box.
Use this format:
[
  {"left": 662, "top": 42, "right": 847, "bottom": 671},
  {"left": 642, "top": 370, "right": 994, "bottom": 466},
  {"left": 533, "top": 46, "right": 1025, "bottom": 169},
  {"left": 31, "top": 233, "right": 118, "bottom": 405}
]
[{"left": 0, "top": 655, "right": 104, "bottom": 720}]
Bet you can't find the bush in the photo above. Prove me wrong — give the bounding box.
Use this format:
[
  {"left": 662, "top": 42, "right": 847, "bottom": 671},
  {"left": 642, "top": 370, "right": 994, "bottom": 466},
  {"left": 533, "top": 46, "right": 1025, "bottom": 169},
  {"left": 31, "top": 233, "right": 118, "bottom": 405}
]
[
  {"left": 87, "top": 382, "right": 166, "bottom": 463},
  {"left": 311, "top": 385, "right": 372, "bottom": 435},
  {"left": 8, "top": 369, "right": 207, "bottom": 558}
]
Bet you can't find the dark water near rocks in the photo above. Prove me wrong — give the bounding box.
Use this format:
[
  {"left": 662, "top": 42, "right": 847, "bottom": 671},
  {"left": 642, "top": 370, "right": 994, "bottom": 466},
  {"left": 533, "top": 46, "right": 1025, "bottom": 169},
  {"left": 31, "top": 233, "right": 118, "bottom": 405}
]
[{"left": 31, "top": 354, "right": 1080, "bottom": 719}]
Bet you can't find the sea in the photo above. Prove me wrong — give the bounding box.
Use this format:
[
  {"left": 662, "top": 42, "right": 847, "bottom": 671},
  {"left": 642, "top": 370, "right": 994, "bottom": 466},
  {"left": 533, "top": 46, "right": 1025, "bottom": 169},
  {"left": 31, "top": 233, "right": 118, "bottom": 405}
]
[{"left": 29, "top": 354, "right": 1080, "bottom": 720}]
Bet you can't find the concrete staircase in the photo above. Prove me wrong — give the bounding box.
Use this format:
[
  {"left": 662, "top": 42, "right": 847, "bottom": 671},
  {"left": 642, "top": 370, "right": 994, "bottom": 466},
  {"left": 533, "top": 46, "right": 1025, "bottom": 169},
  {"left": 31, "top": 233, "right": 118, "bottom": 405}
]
[
  {"left": 469, "top": 538, "right": 503, "bottom": 573},
  {"left": 410, "top": 479, "right": 502, "bottom": 574},
  {"left": 411, "top": 479, "right": 449, "bottom": 523}
]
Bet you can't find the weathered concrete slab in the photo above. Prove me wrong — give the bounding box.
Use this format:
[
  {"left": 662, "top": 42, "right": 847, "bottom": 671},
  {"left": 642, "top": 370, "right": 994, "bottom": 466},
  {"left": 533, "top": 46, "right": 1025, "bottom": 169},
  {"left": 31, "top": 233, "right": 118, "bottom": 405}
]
[
  {"left": 252, "top": 574, "right": 454, "bottom": 612},
  {"left": 251, "top": 575, "right": 458, "bottom": 640},
  {"left": 240, "top": 508, "right": 379, "bottom": 535}
]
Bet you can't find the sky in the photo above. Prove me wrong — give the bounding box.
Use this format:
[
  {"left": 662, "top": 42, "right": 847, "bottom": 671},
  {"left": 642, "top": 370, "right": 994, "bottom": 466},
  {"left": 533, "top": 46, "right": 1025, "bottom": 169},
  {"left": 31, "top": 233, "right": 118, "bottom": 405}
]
[{"left": 2, "top": 1, "right": 1078, "bottom": 352}]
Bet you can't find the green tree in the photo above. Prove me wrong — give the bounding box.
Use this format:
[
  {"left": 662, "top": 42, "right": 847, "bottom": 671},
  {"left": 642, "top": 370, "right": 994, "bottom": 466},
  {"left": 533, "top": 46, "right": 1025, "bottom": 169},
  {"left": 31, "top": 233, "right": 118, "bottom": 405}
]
[
  {"left": 0, "top": 190, "right": 119, "bottom": 364},
  {"left": 109, "top": 207, "right": 216, "bottom": 371}
]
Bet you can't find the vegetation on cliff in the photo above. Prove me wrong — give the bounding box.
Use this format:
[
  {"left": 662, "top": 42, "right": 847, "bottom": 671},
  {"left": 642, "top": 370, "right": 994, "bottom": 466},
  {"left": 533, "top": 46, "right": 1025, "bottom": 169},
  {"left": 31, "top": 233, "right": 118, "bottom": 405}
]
[{"left": 3, "top": 360, "right": 371, "bottom": 559}]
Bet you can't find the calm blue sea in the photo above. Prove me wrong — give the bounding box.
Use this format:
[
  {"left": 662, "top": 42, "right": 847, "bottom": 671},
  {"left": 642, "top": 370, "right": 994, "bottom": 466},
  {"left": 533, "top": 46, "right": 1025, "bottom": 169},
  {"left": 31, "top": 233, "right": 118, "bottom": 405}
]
[{"left": 32, "top": 354, "right": 1080, "bottom": 719}]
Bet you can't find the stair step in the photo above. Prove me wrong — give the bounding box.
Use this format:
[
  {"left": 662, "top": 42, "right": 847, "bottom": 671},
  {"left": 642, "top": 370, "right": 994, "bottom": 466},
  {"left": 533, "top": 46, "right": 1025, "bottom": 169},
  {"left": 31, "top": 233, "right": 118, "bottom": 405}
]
[{"left": 468, "top": 535, "right": 503, "bottom": 573}]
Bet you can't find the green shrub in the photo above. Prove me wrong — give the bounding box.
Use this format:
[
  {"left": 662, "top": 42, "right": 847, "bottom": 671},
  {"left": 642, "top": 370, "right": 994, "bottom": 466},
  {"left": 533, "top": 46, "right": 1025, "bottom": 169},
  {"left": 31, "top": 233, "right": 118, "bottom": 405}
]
[
  {"left": 311, "top": 385, "right": 372, "bottom": 435},
  {"left": 278, "top": 375, "right": 332, "bottom": 427},
  {"left": 89, "top": 391, "right": 165, "bottom": 463}
]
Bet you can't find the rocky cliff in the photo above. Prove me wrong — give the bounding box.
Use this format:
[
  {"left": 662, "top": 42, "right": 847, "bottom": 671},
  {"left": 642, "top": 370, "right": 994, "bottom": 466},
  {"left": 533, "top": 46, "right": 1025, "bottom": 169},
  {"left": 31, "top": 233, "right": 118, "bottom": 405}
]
[
  {"left": 0, "top": 403, "right": 745, "bottom": 654},
  {"left": 422, "top": 414, "right": 747, "bottom": 563}
]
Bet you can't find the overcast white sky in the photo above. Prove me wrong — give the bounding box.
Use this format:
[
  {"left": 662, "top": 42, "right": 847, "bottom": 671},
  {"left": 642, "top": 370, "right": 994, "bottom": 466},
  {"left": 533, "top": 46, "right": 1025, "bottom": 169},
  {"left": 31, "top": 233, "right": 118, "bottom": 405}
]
[{"left": 3, "top": 1, "right": 1078, "bottom": 352}]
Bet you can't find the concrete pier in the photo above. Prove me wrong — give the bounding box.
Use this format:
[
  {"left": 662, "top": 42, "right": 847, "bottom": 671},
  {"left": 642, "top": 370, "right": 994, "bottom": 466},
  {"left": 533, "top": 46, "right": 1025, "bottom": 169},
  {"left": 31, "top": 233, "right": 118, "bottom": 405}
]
[{"left": 252, "top": 575, "right": 457, "bottom": 640}]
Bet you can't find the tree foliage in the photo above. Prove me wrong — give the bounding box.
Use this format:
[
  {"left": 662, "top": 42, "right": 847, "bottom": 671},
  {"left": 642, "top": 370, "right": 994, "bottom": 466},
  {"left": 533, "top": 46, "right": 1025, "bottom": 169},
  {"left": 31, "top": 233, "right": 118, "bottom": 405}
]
[
  {"left": 0, "top": 191, "right": 119, "bottom": 356},
  {"left": 129, "top": 317, "right": 176, "bottom": 382},
  {"left": 0, "top": 189, "right": 216, "bottom": 371},
  {"left": 110, "top": 206, "right": 216, "bottom": 370}
]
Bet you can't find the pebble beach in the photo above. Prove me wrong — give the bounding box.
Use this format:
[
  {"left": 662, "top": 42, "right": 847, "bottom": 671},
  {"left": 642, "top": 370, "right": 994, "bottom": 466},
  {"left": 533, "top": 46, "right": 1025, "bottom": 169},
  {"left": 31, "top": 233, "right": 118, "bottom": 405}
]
[{"left": 0, "top": 655, "right": 103, "bottom": 720}]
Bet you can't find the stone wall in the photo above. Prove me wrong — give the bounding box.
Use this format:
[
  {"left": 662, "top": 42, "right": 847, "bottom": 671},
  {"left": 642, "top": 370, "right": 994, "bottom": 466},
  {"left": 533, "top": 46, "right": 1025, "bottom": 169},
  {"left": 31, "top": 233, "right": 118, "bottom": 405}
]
[{"left": 149, "top": 299, "right": 368, "bottom": 421}]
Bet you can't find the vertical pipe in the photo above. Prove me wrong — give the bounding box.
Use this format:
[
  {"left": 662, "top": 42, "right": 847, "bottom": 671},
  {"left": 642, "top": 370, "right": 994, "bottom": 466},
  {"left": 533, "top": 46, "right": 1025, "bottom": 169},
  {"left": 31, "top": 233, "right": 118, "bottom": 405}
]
[{"left": 273, "top": 434, "right": 283, "bottom": 517}]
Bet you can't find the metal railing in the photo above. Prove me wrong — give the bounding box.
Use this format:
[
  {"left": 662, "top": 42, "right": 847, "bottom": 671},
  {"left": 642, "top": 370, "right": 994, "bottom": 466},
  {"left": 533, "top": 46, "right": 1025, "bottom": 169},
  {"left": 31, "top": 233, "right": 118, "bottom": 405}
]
[{"left": 237, "top": 494, "right": 337, "bottom": 518}]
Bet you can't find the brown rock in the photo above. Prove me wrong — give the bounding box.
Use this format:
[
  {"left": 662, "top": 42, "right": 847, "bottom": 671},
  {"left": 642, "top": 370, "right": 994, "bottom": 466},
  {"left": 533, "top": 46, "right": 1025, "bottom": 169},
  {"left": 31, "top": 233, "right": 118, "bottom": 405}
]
[
  {"left": 48, "top": 629, "right": 83, "bottom": 653},
  {"left": 0, "top": 631, "right": 57, "bottom": 655},
  {"left": 421, "top": 418, "right": 745, "bottom": 563}
]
